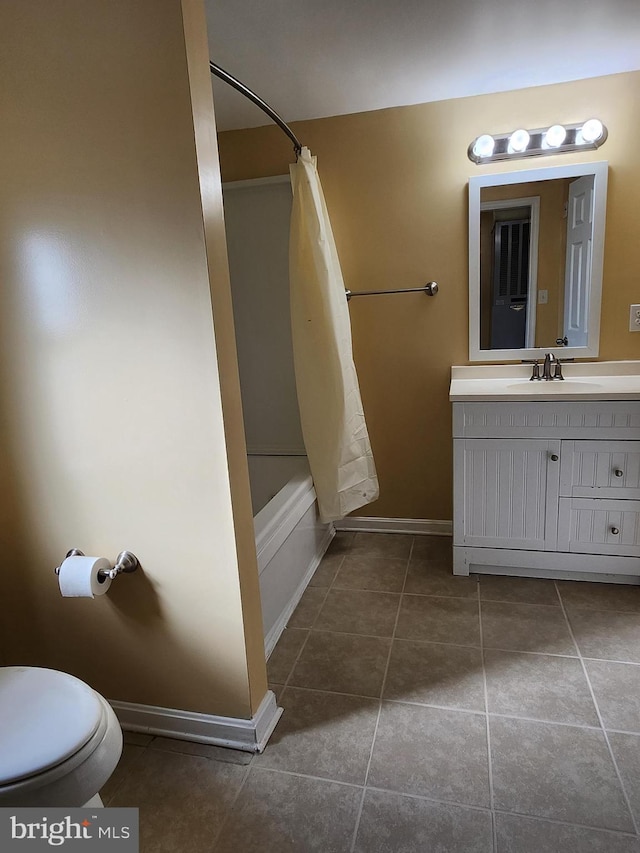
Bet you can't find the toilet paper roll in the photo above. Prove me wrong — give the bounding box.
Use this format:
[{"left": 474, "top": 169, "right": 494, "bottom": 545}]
[{"left": 58, "top": 556, "right": 112, "bottom": 598}]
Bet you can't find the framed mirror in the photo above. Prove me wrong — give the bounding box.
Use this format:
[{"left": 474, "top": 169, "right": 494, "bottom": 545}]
[{"left": 468, "top": 161, "right": 608, "bottom": 362}]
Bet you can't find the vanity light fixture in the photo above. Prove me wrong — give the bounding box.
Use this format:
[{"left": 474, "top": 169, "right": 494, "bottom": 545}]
[{"left": 468, "top": 119, "right": 608, "bottom": 164}]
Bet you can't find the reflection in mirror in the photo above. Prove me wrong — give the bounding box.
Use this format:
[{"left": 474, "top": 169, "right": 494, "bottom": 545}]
[{"left": 469, "top": 161, "right": 608, "bottom": 362}]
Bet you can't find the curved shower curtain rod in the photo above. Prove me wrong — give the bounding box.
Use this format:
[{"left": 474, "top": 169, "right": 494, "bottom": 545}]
[
  {"left": 209, "top": 61, "right": 303, "bottom": 157},
  {"left": 210, "top": 62, "right": 439, "bottom": 304}
]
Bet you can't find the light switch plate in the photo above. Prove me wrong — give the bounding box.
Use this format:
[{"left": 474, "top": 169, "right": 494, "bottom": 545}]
[{"left": 630, "top": 304, "right": 640, "bottom": 332}]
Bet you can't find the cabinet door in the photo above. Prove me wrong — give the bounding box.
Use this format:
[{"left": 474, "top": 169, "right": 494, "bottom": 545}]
[{"left": 454, "top": 439, "right": 560, "bottom": 550}]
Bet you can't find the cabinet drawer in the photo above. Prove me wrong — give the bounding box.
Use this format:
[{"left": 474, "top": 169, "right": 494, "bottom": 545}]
[
  {"left": 453, "top": 401, "right": 640, "bottom": 439},
  {"left": 558, "top": 498, "right": 640, "bottom": 557},
  {"left": 560, "top": 441, "right": 640, "bottom": 499}
]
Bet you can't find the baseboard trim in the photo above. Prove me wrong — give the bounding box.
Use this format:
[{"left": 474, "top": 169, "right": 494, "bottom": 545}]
[
  {"left": 110, "top": 689, "right": 282, "bottom": 754},
  {"left": 333, "top": 517, "right": 452, "bottom": 536}
]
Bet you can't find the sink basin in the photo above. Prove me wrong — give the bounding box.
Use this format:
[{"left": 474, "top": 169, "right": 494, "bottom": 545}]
[{"left": 506, "top": 380, "right": 605, "bottom": 393}]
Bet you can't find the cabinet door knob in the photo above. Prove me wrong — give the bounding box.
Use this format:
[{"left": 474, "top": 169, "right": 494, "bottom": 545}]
[
  {"left": 611, "top": 527, "right": 620, "bottom": 535},
  {"left": 550, "top": 454, "right": 559, "bottom": 462},
  {"left": 614, "top": 469, "right": 624, "bottom": 478}
]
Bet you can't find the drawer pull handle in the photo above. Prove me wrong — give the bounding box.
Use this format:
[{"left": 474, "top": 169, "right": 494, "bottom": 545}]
[
  {"left": 550, "top": 454, "right": 559, "bottom": 462},
  {"left": 614, "top": 469, "right": 624, "bottom": 478},
  {"left": 611, "top": 527, "right": 620, "bottom": 535}
]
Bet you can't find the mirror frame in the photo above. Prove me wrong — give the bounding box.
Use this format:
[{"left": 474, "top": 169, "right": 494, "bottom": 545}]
[{"left": 468, "top": 160, "right": 608, "bottom": 362}]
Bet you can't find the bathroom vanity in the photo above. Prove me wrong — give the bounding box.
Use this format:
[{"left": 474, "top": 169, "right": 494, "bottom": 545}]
[
  {"left": 455, "top": 159, "right": 640, "bottom": 581},
  {"left": 450, "top": 362, "right": 640, "bottom": 582}
]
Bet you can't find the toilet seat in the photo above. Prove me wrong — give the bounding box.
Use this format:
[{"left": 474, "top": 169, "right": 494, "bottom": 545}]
[
  {"left": 0, "top": 667, "right": 123, "bottom": 807},
  {"left": 0, "top": 667, "right": 105, "bottom": 785}
]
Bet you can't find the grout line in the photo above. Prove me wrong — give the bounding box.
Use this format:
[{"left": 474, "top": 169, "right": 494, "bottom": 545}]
[
  {"left": 555, "top": 595, "right": 640, "bottom": 616},
  {"left": 279, "top": 582, "right": 335, "bottom": 692},
  {"left": 605, "top": 726, "right": 640, "bottom": 738},
  {"left": 483, "top": 646, "right": 578, "bottom": 659},
  {"left": 367, "top": 785, "right": 491, "bottom": 814},
  {"left": 399, "top": 590, "right": 482, "bottom": 601},
  {"left": 332, "top": 583, "right": 406, "bottom": 593},
  {"left": 377, "top": 538, "right": 412, "bottom": 704},
  {"left": 348, "top": 537, "right": 413, "bottom": 853},
  {"left": 554, "top": 580, "right": 640, "bottom": 836},
  {"left": 384, "top": 697, "right": 483, "bottom": 716},
  {"left": 280, "top": 548, "right": 349, "bottom": 683},
  {"left": 479, "top": 598, "right": 568, "bottom": 610},
  {"left": 101, "top": 743, "right": 148, "bottom": 806},
  {"left": 307, "top": 627, "right": 480, "bottom": 647},
  {"left": 252, "top": 764, "right": 364, "bottom": 790},
  {"left": 267, "top": 681, "right": 613, "bottom": 730},
  {"left": 209, "top": 760, "right": 254, "bottom": 849},
  {"left": 278, "top": 684, "right": 382, "bottom": 703},
  {"left": 291, "top": 625, "right": 640, "bottom": 660},
  {"left": 294, "top": 628, "right": 396, "bottom": 642},
  {"left": 492, "top": 806, "right": 640, "bottom": 839},
  {"left": 311, "top": 580, "right": 337, "bottom": 627},
  {"left": 279, "top": 632, "right": 310, "bottom": 694},
  {"left": 479, "top": 593, "right": 497, "bottom": 853},
  {"left": 321, "top": 589, "right": 405, "bottom": 599},
  {"left": 582, "top": 655, "right": 640, "bottom": 667},
  {"left": 480, "top": 599, "right": 563, "bottom": 608},
  {"left": 486, "top": 711, "right": 602, "bottom": 731},
  {"left": 326, "top": 553, "right": 346, "bottom": 589},
  {"left": 364, "top": 784, "right": 492, "bottom": 814},
  {"left": 348, "top": 715, "right": 378, "bottom": 853}
]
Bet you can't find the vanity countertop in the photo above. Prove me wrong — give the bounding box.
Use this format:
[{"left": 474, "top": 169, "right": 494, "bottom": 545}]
[{"left": 450, "top": 360, "right": 640, "bottom": 402}]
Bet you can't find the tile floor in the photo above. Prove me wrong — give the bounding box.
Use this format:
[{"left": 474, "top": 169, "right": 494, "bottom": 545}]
[{"left": 102, "top": 532, "right": 640, "bottom": 852}]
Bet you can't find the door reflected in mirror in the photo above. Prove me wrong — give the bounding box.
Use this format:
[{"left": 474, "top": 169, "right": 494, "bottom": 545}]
[{"left": 469, "top": 162, "right": 608, "bottom": 362}]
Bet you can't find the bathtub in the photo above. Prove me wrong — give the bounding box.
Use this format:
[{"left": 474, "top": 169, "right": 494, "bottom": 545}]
[{"left": 248, "top": 455, "right": 334, "bottom": 657}]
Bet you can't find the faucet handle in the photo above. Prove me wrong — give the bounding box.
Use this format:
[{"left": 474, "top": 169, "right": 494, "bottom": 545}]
[
  {"left": 553, "top": 361, "right": 564, "bottom": 380},
  {"left": 528, "top": 360, "right": 541, "bottom": 381}
]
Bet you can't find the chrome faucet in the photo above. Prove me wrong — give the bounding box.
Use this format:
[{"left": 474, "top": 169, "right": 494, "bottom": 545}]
[
  {"left": 542, "top": 352, "right": 556, "bottom": 380},
  {"left": 525, "top": 354, "right": 572, "bottom": 381}
]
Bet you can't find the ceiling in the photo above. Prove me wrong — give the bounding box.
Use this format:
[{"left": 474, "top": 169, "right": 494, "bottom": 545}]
[{"left": 205, "top": 0, "right": 640, "bottom": 133}]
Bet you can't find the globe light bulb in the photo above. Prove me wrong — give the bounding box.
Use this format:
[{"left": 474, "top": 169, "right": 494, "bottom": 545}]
[
  {"left": 472, "top": 134, "right": 495, "bottom": 159},
  {"left": 508, "top": 128, "right": 530, "bottom": 154},
  {"left": 580, "top": 119, "right": 604, "bottom": 144},
  {"left": 544, "top": 124, "right": 567, "bottom": 148}
]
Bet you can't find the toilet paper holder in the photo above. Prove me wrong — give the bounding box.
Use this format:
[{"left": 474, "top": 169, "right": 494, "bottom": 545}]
[{"left": 54, "top": 549, "right": 140, "bottom": 581}]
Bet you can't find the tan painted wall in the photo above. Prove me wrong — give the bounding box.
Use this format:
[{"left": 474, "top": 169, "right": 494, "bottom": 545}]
[
  {"left": 0, "top": 0, "right": 267, "bottom": 718},
  {"left": 218, "top": 71, "right": 640, "bottom": 520}
]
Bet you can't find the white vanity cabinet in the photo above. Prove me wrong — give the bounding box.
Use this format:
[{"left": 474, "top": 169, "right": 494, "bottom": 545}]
[{"left": 453, "top": 400, "right": 640, "bottom": 580}]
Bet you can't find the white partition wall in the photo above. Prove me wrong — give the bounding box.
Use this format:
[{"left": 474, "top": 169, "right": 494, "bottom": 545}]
[{"left": 223, "top": 177, "right": 305, "bottom": 456}]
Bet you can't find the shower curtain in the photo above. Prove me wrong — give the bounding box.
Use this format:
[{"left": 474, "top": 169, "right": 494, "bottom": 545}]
[{"left": 289, "top": 147, "right": 379, "bottom": 523}]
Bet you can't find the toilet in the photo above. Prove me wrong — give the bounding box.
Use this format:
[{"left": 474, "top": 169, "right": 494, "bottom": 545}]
[{"left": 0, "top": 666, "right": 123, "bottom": 807}]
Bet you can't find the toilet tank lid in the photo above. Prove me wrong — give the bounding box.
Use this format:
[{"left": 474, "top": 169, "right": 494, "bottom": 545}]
[{"left": 0, "top": 667, "right": 105, "bottom": 785}]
